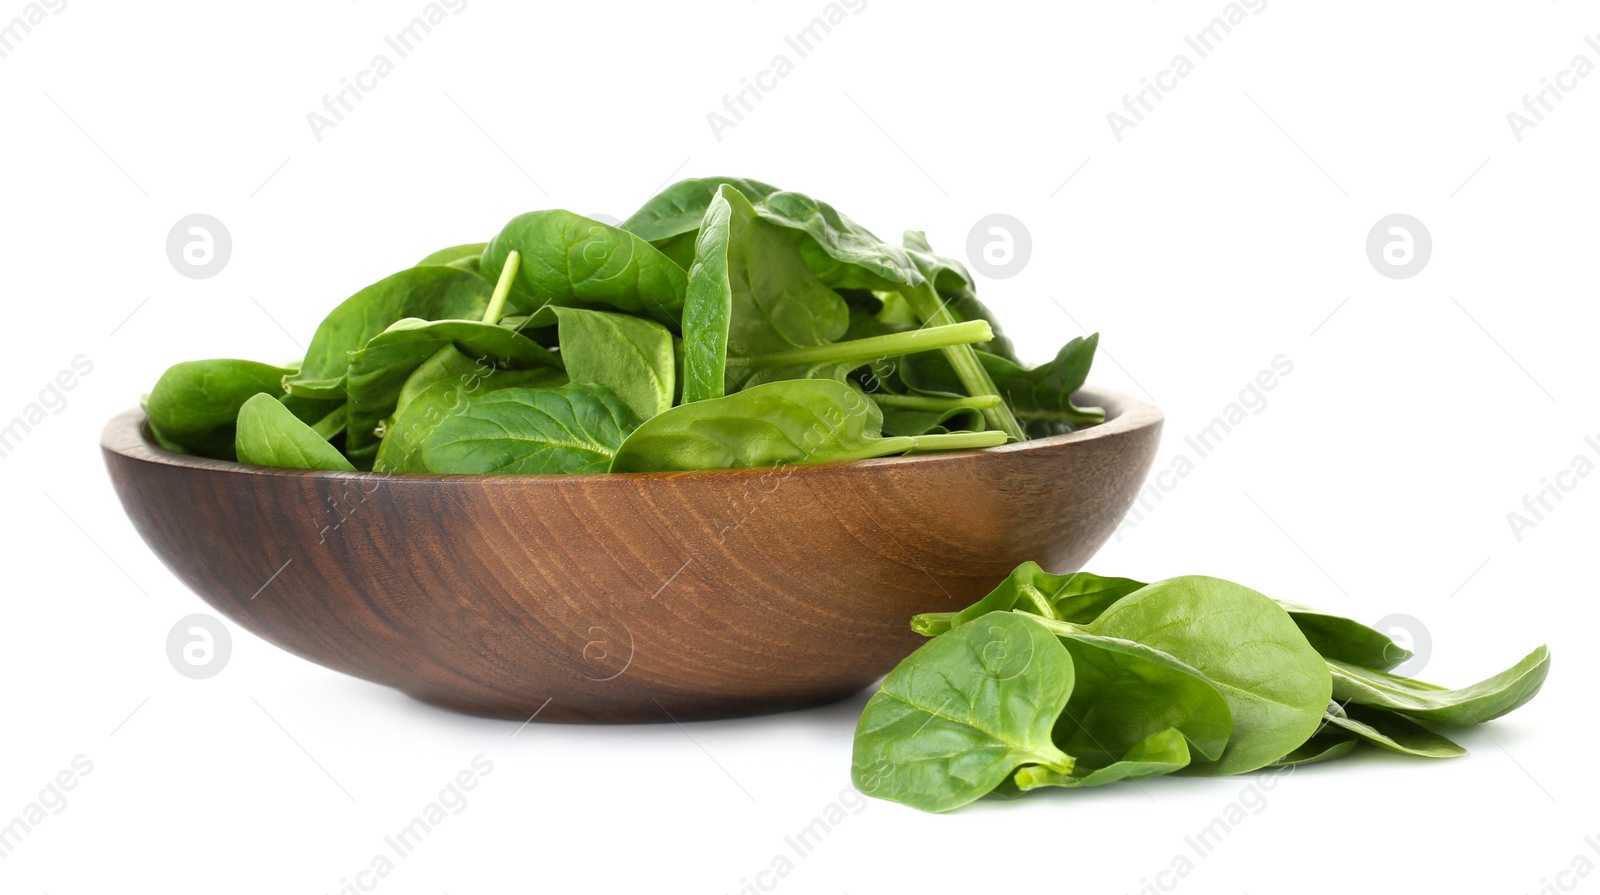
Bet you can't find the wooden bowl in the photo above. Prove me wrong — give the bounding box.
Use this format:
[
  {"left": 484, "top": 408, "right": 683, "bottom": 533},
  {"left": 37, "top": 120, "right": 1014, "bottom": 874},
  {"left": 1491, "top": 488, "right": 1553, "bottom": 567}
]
[{"left": 102, "top": 387, "right": 1161, "bottom": 723}]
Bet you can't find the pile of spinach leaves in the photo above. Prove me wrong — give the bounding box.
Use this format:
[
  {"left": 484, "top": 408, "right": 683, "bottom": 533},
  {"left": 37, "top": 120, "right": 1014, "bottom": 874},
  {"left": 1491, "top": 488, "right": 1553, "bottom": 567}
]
[
  {"left": 144, "top": 178, "right": 1105, "bottom": 473},
  {"left": 852, "top": 563, "right": 1551, "bottom": 812}
]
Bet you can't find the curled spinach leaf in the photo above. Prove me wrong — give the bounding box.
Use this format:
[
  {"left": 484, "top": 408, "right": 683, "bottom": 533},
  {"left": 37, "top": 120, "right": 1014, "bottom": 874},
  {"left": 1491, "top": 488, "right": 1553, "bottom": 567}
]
[
  {"left": 1322, "top": 703, "right": 1466, "bottom": 758},
  {"left": 1327, "top": 647, "right": 1550, "bottom": 725},
  {"left": 1046, "top": 630, "right": 1232, "bottom": 771},
  {"left": 1036, "top": 577, "right": 1331, "bottom": 777},
  {"left": 1015, "top": 727, "right": 1192, "bottom": 791},
  {"left": 1269, "top": 735, "right": 1358, "bottom": 768}
]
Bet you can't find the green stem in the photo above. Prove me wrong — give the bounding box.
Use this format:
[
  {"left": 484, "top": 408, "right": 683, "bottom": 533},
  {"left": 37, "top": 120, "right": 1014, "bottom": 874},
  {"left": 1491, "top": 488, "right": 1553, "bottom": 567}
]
[
  {"left": 1013, "top": 406, "right": 1107, "bottom": 427},
  {"left": 481, "top": 249, "right": 520, "bottom": 324},
  {"left": 910, "top": 612, "right": 957, "bottom": 636},
  {"left": 900, "top": 282, "right": 1025, "bottom": 442},
  {"left": 726, "top": 320, "right": 992, "bottom": 370},
  {"left": 868, "top": 392, "right": 1002, "bottom": 412},
  {"left": 904, "top": 430, "right": 1009, "bottom": 452},
  {"left": 1016, "top": 583, "right": 1058, "bottom": 619}
]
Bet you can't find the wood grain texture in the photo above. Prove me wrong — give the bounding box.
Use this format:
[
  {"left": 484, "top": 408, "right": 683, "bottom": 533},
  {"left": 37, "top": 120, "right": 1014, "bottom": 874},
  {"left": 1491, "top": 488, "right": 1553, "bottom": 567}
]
[{"left": 102, "top": 387, "right": 1162, "bottom": 723}]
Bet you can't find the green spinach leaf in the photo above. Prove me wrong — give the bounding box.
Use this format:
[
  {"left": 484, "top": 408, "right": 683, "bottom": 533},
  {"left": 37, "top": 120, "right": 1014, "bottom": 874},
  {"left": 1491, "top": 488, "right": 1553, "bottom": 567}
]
[
  {"left": 610, "top": 379, "right": 1006, "bottom": 473},
  {"left": 550, "top": 307, "right": 675, "bottom": 421},
  {"left": 1322, "top": 703, "right": 1466, "bottom": 758},
  {"left": 414, "top": 383, "right": 639, "bottom": 475},
  {"left": 234, "top": 394, "right": 355, "bottom": 471},
  {"left": 1014, "top": 727, "right": 1192, "bottom": 791},
  {"left": 416, "top": 242, "right": 487, "bottom": 271},
  {"left": 343, "top": 316, "right": 562, "bottom": 467},
  {"left": 1044, "top": 577, "right": 1331, "bottom": 776},
  {"left": 1269, "top": 735, "right": 1358, "bottom": 768},
  {"left": 679, "top": 184, "right": 847, "bottom": 403},
  {"left": 850, "top": 611, "right": 1076, "bottom": 813},
  {"left": 286, "top": 266, "right": 493, "bottom": 398},
  {"left": 145, "top": 359, "right": 297, "bottom": 460},
  {"left": 1276, "top": 599, "right": 1415, "bottom": 670},
  {"left": 374, "top": 366, "right": 567, "bottom": 473},
  {"left": 1327, "top": 646, "right": 1550, "bottom": 724},
  {"left": 480, "top": 210, "right": 688, "bottom": 326},
  {"left": 911, "top": 563, "right": 1147, "bottom": 636}
]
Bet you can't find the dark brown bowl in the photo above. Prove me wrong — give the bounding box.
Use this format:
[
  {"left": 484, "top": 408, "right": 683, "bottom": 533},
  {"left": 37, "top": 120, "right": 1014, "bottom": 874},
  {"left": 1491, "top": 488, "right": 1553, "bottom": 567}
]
[{"left": 102, "top": 387, "right": 1161, "bottom": 723}]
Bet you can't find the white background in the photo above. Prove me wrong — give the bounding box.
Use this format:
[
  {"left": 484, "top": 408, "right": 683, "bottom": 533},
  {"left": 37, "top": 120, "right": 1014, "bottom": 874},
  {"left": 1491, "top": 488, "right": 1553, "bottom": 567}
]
[{"left": 2, "top": 1, "right": 1595, "bottom": 892}]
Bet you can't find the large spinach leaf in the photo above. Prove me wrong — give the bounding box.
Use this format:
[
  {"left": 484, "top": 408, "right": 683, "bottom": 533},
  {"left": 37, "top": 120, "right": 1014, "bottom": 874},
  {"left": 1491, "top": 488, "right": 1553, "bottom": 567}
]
[
  {"left": 850, "top": 611, "right": 1076, "bottom": 813},
  {"left": 1031, "top": 577, "right": 1332, "bottom": 777},
  {"left": 413, "top": 383, "right": 639, "bottom": 475},
  {"left": 480, "top": 210, "right": 688, "bottom": 326},
  {"left": 373, "top": 366, "right": 567, "bottom": 473},
  {"left": 145, "top": 359, "right": 297, "bottom": 460},
  {"left": 609, "top": 379, "right": 1005, "bottom": 473},
  {"left": 679, "top": 184, "right": 848, "bottom": 402}
]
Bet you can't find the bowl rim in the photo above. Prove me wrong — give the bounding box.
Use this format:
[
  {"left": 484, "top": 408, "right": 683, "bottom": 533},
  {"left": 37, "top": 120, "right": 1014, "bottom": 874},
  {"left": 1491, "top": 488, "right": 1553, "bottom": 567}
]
[{"left": 102, "top": 385, "right": 1162, "bottom": 482}]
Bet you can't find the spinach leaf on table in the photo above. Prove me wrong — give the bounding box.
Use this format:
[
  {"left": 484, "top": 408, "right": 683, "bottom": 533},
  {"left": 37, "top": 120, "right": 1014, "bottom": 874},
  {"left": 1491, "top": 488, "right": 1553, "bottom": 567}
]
[
  {"left": 1039, "top": 577, "right": 1331, "bottom": 777},
  {"left": 480, "top": 210, "right": 688, "bottom": 326},
  {"left": 1321, "top": 703, "right": 1466, "bottom": 758},
  {"left": 285, "top": 266, "right": 493, "bottom": 398},
  {"left": 550, "top": 307, "right": 675, "bottom": 421},
  {"left": 850, "top": 611, "right": 1077, "bottom": 813},
  {"left": 145, "top": 359, "right": 297, "bottom": 460},
  {"left": 911, "top": 562, "right": 1147, "bottom": 636},
  {"left": 413, "top": 383, "right": 639, "bottom": 475},
  {"left": 234, "top": 394, "right": 356, "bottom": 471},
  {"left": 1269, "top": 735, "right": 1358, "bottom": 768},
  {"left": 609, "top": 379, "right": 1006, "bottom": 473},
  {"left": 1275, "top": 599, "right": 1415, "bottom": 670},
  {"left": 1327, "top": 646, "right": 1550, "bottom": 724},
  {"left": 1014, "top": 727, "right": 1192, "bottom": 791},
  {"left": 1045, "top": 629, "right": 1232, "bottom": 772}
]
